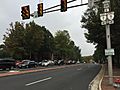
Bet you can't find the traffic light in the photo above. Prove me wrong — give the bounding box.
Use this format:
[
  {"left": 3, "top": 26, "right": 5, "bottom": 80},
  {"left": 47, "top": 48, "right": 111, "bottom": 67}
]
[
  {"left": 61, "top": 0, "right": 67, "bottom": 12},
  {"left": 38, "top": 3, "right": 43, "bottom": 17},
  {"left": 21, "top": 5, "right": 30, "bottom": 20}
]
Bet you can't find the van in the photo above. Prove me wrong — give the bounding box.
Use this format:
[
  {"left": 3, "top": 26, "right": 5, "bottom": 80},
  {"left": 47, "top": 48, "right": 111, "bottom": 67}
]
[{"left": 0, "top": 58, "right": 16, "bottom": 70}]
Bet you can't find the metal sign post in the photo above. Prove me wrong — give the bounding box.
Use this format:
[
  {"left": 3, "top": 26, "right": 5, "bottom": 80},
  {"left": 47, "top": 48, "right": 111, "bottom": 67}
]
[{"left": 100, "top": 0, "right": 114, "bottom": 85}]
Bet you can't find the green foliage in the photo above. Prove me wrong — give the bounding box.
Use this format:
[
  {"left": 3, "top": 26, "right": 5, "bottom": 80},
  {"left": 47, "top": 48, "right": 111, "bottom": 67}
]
[
  {"left": 0, "top": 44, "right": 10, "bottom": 58},
  {"left": 3, "top": 21, "right": 81, "bottom": 62},
  {"left": 81, "top": 0, "right": 120, "bottom": 66},
  {"left": 3, "top": 21, "right": 50, "bottom": 60},
  {"left": 54, "top": 30, "right": 81, "bottom": 61}
]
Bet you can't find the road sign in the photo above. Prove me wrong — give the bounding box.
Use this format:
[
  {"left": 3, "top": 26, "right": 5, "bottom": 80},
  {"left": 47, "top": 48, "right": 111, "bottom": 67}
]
[
  {"left": 101, "top": 21, "right": 106, "bottom": 25},
  {"left": 103, "top": 0, "right": 110, "bottom": 9},
  {"left": 33, "top": 11, "right": 38, "bottom": 18},
  {"left": 107, "top": 20, "right": 114, "bottom": 24},
  {"left": 104, "top": 8, "right": 109, "bottom": 12},
  {"left": 107, "top": 12, "right": 114, "bottom": 20},
  {"left": 101, "top": 20, "right": 114, "bottom": 25},
  {"left": 100, "top": 12, "right": 114, "bottom": 25},
  {"left": 105, "top": 49, "right": 115, "bottom": 56},
  {"left": 100, "top": 13, "right": 107, "bottom": 21}
]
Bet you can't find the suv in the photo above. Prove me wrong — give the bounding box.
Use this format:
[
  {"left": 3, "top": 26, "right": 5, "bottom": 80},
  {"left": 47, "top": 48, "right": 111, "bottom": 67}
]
[
  {"left": 0, "top": 58, "right": 16, "bottom": 70},
  {"left": 17, "top": 60, "right": 38, "bottom": 68}
]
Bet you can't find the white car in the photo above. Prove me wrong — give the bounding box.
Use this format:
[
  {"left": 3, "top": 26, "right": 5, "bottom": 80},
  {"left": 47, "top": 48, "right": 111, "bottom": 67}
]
[
  {"left": 41, "top": 60, "right": 54, "bottom": 66},
  {"left": 41, "top": 60, "right": 50, "bottom": 66}
]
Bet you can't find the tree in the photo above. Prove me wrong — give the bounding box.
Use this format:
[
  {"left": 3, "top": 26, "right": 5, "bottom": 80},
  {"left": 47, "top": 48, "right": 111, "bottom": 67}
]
[
  {"left": 38, "top": 26, "right": 54, "bottom": 60},
  {"left": 54, "top": 30, "right": 71, "bottom": 60},
  {"left": 3, "top": 22, "right": 26, "bottom": 59},
  {"left": 0, "top": 44, "right": 10, "bottom": 58},
  {"left": 23, "top": 21, "right": 44, "bottom": 60},
  {"left": 3, "top": 21, "right": 45, "bottom": 60},
  {"left": 3, "top": 21, "right": 81, "bottom": 62},
  {"left": 81, "top": 0, "right": 120, "bottom": 66},
  {"left": 54, "top": 30, "right": 82, "bottom": 61}
]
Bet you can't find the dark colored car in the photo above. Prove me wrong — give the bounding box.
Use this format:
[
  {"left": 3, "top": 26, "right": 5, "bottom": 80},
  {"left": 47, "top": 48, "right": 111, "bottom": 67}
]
[
  {"left": 17, "top": 60, "right": 38, "bottom": 68},
  {"left": 0, "top": 58, "right": 16, "bottom": 70}
]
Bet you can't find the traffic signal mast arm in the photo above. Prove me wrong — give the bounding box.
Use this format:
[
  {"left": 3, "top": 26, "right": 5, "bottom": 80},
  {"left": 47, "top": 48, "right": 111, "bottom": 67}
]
[
  {"left": 43, "top": 0, "right": 76, "bottom": 11},
  {"left": 43, "top": 0, "right": 100, "bottom": 14},
  {"left": 44, "top": 3, "right": 88, "bottom": 14},
  {"left": 30, "top": 0, "right": 88, "bottom": 17},
  {"left": 30, "top": 0, "right": 77, "bottom": 17}
]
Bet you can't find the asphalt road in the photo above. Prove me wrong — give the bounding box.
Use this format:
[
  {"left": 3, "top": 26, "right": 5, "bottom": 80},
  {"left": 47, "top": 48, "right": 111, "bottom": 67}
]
[{"left": 0, "top": 64, "right": 101, "bottom": 90}]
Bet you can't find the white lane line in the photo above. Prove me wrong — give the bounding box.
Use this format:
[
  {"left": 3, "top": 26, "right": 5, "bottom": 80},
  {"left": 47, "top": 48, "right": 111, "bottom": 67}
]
[{"left": 25, "top": 77, "right": 52, "bottom": 86}]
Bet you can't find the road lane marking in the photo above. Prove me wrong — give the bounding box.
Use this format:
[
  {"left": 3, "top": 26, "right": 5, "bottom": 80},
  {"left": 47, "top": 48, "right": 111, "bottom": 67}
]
[{"left": 25, "top": 77, "right": 52, "bottom": 86}]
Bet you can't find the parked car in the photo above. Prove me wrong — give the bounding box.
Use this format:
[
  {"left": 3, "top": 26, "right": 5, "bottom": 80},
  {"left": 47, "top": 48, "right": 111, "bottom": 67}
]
[
  {"left": 57, "top": 60, "right": 64, "bottom": 65},
  {"left": 53, "top": 60, "right": 58, "bottom": 65},
  {"left": 38, "top": 61, "right": 42, "bottom": 66},
  {"left": 66, "top": 60, "right": 72, "bottom": 65},
  {"left": 0, "top": 58, "right": 16, "bottom": 70},
  {"left": 17, "top": 60, "right": 38, "bottom": 68},
  {"left": 72, "top": 60, "right": 76, "bottom": 64},
  {"left": 41, "top": 60, "right": 50, "bottom": 66},
  {"left": 41, "top": 60, "right": 54, "bottom": 66}
]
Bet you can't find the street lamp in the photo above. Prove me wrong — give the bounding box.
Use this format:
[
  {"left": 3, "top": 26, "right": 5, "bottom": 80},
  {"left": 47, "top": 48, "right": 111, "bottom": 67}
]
[{"left": 100, "top": 0, "right": 114, "bottom": 85}]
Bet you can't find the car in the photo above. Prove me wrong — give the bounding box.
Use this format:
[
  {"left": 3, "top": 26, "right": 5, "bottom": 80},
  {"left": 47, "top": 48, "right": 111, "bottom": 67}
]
[
  {"left": 53, "top": 60, "right": 58, "bottom": 65},
  {"left": 66, "top": 60, "right": 72, "bottom": 65},
  {"left": 0, "top": 58, "right": 16, "bottom": 70},
  {"left": 38, "top": 61, "right": 42, "bottom": 66},
  {"left": 41, "top": 60, "right": 54, "bottom": 66},
  {"left": 57, "top": 60, "right": 64, "bottom": 65},
  {"left": 72, "top": 60, "right": 76, "bottom": 64},
  {"left": 17, "top": 60, "right": 38, "bottom": 68},
  {"left": 41, "top": 60, "right": 50, "bottom": 66}
]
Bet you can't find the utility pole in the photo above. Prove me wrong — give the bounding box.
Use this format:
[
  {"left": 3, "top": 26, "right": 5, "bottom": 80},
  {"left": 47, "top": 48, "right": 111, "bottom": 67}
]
[{"left": 100, "top": 0, "right": 115, "bottom": 85}]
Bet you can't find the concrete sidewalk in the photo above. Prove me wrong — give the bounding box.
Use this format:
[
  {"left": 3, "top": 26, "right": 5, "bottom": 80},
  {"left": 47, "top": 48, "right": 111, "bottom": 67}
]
[{"left": 101, "top": 65, "right": 120, "bottom": 90}]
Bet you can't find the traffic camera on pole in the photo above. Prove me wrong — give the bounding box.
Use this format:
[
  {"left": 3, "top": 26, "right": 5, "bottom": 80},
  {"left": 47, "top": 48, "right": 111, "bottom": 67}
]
[
  {"left": 38, "top": 3, "right": 43, "bottom": 17},
  {"left": 61, "top": 0, "right": 67, "bottom": 12},
  {"left": 21, "top": 5, "right": 30, "bottom": 20}
]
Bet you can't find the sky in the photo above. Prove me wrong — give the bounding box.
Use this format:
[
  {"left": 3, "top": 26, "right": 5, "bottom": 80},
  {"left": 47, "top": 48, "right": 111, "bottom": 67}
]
[{"left": 0, "top": 0, "right": 95, "bottom": 56}]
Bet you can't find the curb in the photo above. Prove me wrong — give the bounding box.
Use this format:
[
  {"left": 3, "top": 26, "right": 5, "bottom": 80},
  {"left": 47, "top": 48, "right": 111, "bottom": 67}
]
[{"left": 89, "top": 65, "right": 105, "bottom": 90}]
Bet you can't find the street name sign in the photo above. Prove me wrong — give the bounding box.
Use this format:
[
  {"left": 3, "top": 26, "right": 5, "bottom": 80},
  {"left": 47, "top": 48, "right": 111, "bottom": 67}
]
[{"left": 105, "top": 49, "right": 115, "bottom": 56}]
